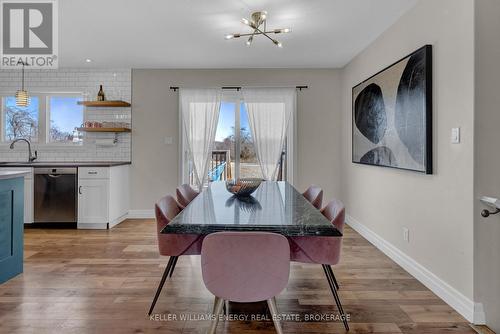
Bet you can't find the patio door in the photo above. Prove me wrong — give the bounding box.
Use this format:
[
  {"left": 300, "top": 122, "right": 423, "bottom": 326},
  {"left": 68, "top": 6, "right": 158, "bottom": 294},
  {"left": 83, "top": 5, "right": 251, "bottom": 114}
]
[
  {"left": 180, "top": 93, "right": 295, "bottom": 186},
  {"left": 214, "top": 99, "right": 262, "bottom": 180}
]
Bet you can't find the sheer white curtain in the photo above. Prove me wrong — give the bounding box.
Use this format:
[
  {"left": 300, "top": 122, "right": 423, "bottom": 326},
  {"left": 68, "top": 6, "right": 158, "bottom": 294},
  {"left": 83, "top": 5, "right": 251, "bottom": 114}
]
[
  {"left": 180, "top": 88, "right": 222, "bottom": 191},
  {"left": 242, "top": 88, "right": 296, "bottom": 180}
]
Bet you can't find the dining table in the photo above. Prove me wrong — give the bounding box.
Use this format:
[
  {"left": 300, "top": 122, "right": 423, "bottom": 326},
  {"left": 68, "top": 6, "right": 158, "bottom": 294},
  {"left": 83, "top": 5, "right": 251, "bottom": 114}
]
[
  {"left": 160, "top": 180, "right": 343, "bottom": 323},
  {"left": 162, "top": 180, "right": 342, "bottom": 237}
]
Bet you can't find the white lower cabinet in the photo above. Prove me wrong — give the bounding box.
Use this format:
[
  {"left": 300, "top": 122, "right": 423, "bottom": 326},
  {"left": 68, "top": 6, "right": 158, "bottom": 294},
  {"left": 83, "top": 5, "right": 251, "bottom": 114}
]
[
  {"left": 78, "top": 179, "right": 109, "bottom": 227},
  {"left": 77, "top": 165, "right": 129, "bottom": 229}
]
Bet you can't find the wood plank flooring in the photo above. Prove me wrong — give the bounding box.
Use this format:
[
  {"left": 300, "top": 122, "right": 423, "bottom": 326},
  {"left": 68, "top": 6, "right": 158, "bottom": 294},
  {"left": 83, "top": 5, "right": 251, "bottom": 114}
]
[{"left": 0, "top": 219, "right": 474, "bottom": 334}]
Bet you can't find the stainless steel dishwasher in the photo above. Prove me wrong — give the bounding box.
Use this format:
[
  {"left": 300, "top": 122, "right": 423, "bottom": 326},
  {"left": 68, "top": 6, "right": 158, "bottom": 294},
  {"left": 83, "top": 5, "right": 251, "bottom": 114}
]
[{"left": 34, "top": 168, "right": 77, "bottom": 223}]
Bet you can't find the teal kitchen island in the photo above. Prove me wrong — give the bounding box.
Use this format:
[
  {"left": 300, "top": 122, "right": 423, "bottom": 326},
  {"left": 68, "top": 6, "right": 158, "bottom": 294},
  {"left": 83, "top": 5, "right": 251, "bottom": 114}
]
[{"left": 0, "top": 171, "right": 28, "bottom": 284}]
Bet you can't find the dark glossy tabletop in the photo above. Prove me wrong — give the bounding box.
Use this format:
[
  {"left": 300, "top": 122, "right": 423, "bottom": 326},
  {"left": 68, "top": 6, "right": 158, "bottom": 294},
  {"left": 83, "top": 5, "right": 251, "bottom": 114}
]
[{"left": 162, "top": 181, "right": 342, "bottom": 237}]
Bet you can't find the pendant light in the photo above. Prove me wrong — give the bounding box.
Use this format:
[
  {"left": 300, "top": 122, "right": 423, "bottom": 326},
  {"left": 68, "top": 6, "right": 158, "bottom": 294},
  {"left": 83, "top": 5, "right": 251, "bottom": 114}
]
[{"left": 16, "top": 60, "right": 29, "bottom": 107}]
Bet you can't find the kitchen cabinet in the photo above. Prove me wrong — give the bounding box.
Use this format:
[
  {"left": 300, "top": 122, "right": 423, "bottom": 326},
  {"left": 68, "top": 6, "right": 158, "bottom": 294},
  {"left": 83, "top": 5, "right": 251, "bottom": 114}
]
[
  {"left": 77, "top": 165, "right": 129, "bottom": 229},
  {"left": 0, "top": 173, "right": 26, "bottom": 283}
]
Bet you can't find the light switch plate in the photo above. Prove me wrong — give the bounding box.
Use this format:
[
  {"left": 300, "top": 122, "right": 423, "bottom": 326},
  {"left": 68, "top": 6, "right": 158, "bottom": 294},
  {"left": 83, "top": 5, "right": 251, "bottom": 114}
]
[
  {"left": 451, "top": 127, "right": 460, "bottom": 144},
  {"left": 164, "top": 137, "right": 173, "bottom": 145}
]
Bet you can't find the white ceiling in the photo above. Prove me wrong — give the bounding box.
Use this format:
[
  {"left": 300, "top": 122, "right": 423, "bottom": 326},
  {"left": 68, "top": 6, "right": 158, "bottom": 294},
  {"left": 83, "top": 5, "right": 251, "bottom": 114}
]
[{"left": 60, "top": 0, "right": 417, "bottom": 69}]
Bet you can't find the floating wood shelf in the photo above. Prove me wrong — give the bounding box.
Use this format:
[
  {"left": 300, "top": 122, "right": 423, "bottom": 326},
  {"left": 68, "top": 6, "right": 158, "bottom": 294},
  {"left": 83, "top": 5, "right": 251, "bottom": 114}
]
[
  {"left": 77, "top": 100, "right": 131, "bottom": 107},
  {"left": 77, "top": 127, "right": 131, "bottom": 133}
]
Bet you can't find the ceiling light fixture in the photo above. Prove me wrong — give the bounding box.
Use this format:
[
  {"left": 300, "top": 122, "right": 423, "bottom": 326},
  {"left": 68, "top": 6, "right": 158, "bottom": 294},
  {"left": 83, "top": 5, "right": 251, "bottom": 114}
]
[
  {"left": 226, "top": 11, "right": 290, "bottom": 48},
  {"left": 85, "top": 58, "right": 92, "bottom": 63}
]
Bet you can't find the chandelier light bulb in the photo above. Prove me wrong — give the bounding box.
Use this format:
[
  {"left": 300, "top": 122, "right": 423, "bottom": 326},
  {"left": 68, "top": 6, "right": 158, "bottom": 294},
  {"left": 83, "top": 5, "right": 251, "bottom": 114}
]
[
  {"left": 225, "top": 34, "right": 234, "bottom": 40},
  {"left": 241, "top": 18, "right": 250, "bottom": 25},
  {"left": 246, "top": 36, "right": 253, "bottom": 46},
  {"left": 282, "top": 28, "right": 291, "bottom": 33}
]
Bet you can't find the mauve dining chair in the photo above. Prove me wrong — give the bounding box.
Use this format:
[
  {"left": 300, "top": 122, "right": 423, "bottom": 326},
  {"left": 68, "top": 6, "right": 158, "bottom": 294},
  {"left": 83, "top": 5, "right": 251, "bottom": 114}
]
[
  {"left": 302, "top": 185, "right": 323, "bottom": 209},
  {"left": 148, "top": 195, "right": 203, "bottom": 316},
  {"left": 201, "top": 232, "right": 290, "bottom": 334},
  {"left": 176, "top": 184, "right": 199, "bottom": 210},
  {"left": 288, "top": 199, "right": 349, "bottom": 331}
]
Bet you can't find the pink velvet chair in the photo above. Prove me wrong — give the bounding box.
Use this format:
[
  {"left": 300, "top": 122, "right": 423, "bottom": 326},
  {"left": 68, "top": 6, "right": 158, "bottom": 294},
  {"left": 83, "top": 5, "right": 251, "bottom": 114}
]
[
  {"left": 302, "top": 185, "right": 323, "bottom": 209},
  {"left": 288, "top": 199, "right": 349, "bottom": 331},
  {"left": 201, "top": 232, "right": 290, "bottom": 334},
  {"left": 148, "top": 195, "right": 203, "bottom": 315},
  {"left": 176, "top": 184, "right": 199, "bottom": 210}
]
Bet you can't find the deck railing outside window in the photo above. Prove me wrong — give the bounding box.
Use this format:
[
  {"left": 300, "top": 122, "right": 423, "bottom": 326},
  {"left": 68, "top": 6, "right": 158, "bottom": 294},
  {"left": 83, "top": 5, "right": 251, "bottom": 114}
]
[{"left": 189, "top": 149, "right": 286, "bottom": 185}]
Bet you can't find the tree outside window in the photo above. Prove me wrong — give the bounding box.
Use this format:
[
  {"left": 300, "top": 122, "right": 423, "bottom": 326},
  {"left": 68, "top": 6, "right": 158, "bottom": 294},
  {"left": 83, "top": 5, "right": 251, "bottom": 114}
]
[{"left": 4, "top": 96, "right": 39, "bottom": 142}]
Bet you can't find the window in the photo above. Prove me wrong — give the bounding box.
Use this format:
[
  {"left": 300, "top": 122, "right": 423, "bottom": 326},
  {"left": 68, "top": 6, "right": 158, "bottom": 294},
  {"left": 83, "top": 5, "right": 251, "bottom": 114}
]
[
  {"left": 3, "top": 96, "right": 39, "bottom": 142},
  {"left": 1, "top": 93, "right": 83, "bottom": 144},
  {"left": 49, "top": 96, "right": 83, "bottom": 143}
]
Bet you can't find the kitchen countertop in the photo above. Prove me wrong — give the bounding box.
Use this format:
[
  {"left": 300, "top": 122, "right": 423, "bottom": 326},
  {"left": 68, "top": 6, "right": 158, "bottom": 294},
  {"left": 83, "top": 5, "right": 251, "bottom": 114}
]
[
  {"left": 0, "top": 171, "right": 30, "bottom": 180},
  {"left": 0, "top": 161, "right": 131, "bottom": 167}
]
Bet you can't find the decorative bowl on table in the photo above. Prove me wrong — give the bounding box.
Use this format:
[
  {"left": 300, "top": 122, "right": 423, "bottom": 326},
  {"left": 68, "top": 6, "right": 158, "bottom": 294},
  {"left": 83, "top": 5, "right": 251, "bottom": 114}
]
[{"left": 225, "top": 178, "right": 263, "bottom": 197}]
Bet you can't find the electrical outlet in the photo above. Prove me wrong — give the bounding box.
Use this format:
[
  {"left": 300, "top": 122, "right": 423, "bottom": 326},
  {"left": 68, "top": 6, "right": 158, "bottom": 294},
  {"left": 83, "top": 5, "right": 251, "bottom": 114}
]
[{"left": 403, "top": 227, "right": 410, "bottom": 243}]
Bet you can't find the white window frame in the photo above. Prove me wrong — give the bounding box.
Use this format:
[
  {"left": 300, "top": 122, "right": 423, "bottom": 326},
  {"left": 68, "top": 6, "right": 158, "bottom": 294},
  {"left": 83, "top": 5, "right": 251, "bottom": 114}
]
[
  {"left": 179, "top": 90, "right": 296, "bottom": 185},
  {"left": 0, "top": 91, "right": 85, "bottom": 146}
]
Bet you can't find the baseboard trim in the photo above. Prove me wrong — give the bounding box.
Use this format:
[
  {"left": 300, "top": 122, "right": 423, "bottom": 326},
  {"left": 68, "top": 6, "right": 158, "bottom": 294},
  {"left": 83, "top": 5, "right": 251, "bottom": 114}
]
[
  {"left": 346, "top": 214, "right": 481, "bottom": 323},
  {"left": 77, "top": 223, "right": 108, "bottom": 230},
  {"left": 109, "top": 213, "right": 128, "bottom": 228},
  {"left": 127, "top": 209, "right": 155, "bottom": 219},
  {"left": 473, "top": 303, "right": 486, "bottom": 325}
]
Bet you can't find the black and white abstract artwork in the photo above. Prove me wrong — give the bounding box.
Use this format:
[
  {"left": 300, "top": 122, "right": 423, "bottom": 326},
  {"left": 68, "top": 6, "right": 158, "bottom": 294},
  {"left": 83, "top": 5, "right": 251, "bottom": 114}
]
[{"left": 352, "top": 45, "right": 432, "bottom": 174}]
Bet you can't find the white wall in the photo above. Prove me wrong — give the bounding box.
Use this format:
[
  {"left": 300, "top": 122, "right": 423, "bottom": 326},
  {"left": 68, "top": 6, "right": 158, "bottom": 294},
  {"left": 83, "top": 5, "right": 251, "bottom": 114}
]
[
  {"left": 340, "top": 0, "right": 475, "bottom": 318},
  {"left": 0, "top": 68, "right": 131, "bottom": 162},
  {"left": 130, "top": 69, "right": 341, "bottom": 213},
  {"left": 474, "top": 0, "right": 500, "bottom": 330}
]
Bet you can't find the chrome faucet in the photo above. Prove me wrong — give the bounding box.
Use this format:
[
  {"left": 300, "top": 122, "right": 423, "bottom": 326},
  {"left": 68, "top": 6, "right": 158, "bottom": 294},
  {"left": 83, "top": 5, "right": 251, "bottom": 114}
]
[{"left": 9, "top": 138, "right": 37, "bottom": 162}]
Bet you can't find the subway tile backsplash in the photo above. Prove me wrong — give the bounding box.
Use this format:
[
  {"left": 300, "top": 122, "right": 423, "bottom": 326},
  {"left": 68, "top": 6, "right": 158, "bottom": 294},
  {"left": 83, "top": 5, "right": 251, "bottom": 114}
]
[{"left": 0, "top": 68, "right": 131, "bottom": 162}]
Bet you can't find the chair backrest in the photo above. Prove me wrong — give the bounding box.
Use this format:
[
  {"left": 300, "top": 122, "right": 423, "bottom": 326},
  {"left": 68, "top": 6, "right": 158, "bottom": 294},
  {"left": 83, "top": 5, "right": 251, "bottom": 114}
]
[
  {"left": 320, "top": 199, "right": 345, "bottom": 233},
  {"left": 302, "top": 185, "right": 323, "bottom": 209},
  {"left": 201, "top": 232, "right": 290, "bottom": 303},
  {"left": 155, "top": 195, "right": 199, "bottom": 256},
  {"left": 176, "top": 184, "right": 199, "bottom": 209}
]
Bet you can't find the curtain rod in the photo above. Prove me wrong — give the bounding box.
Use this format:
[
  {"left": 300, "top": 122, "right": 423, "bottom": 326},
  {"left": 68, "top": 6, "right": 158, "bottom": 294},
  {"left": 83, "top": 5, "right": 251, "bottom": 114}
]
[{"left": 169, "top": 85, "right": 308, "bottom": 92}]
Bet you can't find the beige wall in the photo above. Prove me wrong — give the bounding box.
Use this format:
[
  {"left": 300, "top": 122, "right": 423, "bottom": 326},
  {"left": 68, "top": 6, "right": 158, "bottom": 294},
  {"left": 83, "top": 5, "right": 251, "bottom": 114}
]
[
  {"left": 131, "top": 69, "right": 342, "bottom": 211},
  {"left": 474, "top": 0, "right": 500, "bottom": 330},
  {"left": 340, "top": 0, "right": 475, "bottom": 302}
]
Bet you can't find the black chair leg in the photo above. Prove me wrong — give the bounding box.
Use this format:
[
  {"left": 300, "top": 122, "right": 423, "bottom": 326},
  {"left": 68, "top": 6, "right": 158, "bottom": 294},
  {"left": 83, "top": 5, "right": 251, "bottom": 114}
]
[
  {"left": 169, "top": 256, "right": 179, "bottom": 278},
  {"left": 322, "top": 264, "right": 349, "bottom": 331},
  {"left": 330, "top": 267, "right": 340, "bottom": 290},
  {"left": 148, "top": 256, "right": 177, "bottom": 315}
]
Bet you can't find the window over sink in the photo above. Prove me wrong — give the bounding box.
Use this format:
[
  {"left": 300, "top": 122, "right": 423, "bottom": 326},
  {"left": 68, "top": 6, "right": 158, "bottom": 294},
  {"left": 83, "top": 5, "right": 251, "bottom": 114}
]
[{"left": 1, "top": 93, "right": 84, "bottom": 145}]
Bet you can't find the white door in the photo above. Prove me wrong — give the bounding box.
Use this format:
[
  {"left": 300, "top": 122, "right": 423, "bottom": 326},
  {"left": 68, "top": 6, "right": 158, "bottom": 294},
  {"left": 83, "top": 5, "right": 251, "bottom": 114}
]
[{"left": 78, "top": 179, "right": 108, "bottom": 225}]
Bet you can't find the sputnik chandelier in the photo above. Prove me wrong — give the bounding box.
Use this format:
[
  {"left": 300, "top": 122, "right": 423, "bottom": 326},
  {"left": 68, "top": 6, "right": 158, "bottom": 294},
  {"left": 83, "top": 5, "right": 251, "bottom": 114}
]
[{"left": 225, "top": 11, "right": 291, "bottom": 47}]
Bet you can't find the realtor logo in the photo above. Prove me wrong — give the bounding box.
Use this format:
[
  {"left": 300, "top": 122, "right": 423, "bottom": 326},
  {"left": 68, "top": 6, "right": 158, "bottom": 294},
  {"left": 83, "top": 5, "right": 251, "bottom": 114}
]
[{"left": 0, "top": 0, "right": 58, "bottom": 68}]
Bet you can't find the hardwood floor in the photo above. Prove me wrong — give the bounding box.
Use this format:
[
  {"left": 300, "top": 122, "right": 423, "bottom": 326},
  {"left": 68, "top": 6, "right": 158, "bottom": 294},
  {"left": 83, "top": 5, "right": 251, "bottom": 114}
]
[{"left": 0, "top": 220, "right": 474, "bottom": 334}]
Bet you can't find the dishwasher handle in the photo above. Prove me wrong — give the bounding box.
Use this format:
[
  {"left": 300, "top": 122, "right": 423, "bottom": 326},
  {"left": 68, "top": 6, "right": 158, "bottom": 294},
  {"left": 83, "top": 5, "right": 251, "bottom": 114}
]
[{"left": 47, "top": 174, "right": 62, "bottom": 178}]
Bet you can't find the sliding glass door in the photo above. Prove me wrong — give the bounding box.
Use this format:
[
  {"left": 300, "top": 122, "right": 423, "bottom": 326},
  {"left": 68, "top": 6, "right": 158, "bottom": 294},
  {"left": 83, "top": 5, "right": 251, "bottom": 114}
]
[
  {"left": 180, "top": 93, "right": 295, "bottom": 187},
  {"left": 214, "top": 100, "right": 262, "bottom": 180}
]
